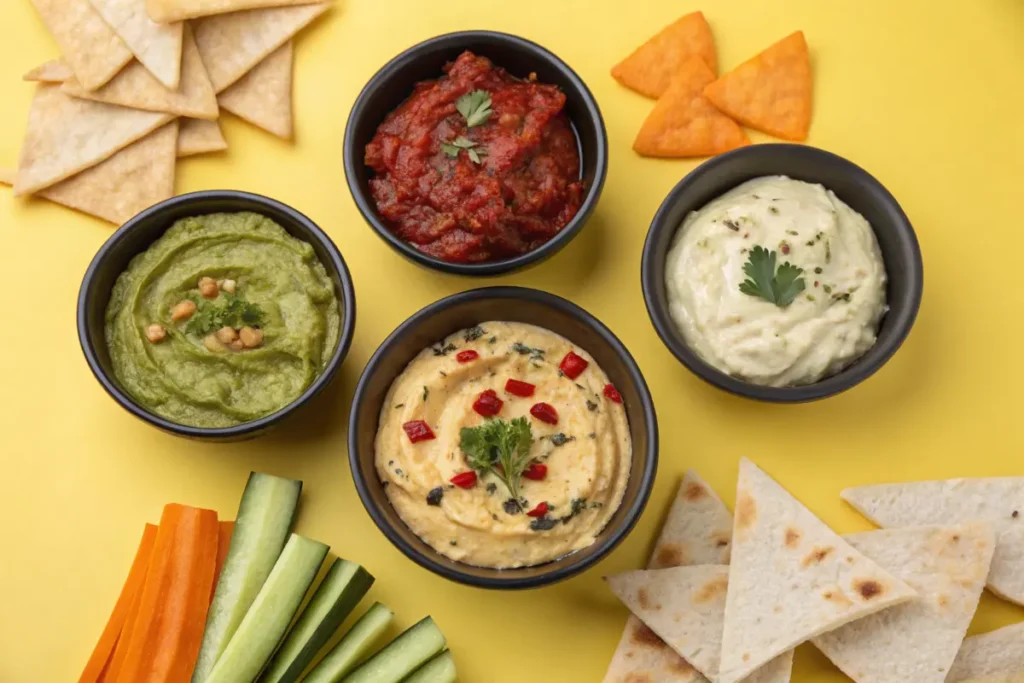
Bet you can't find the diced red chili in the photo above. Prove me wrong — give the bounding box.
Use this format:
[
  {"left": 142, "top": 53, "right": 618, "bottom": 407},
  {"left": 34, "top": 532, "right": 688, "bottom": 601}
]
[
  {"left": 559, "top": 351, "right": 589, "bottom": 379},
  {"left": 456, "top": 350, "right": 479, "bottom": 363},
  {"left": 603, "top": 383, "right": 623, "bottom": 404},
  {"left": 523, "top": 463, "right": 547, "bottom": 481},
  {"left": 530, "top": 402, "right": 559, "bottom": 425},
  {"left": 450, "top": 471, "right": 477, "bottom": 488},
  {"left": 504, "top": 379, "right": 536, "bottom": 397},
  {"left": 472, "top": 389, "right": 504, "bottom": 417},
  {"left": 526, "top": 502, "right": 549, "bottom": 518},
  {"left": 402, "top": 420, "right": 436, "bottom": 443}
]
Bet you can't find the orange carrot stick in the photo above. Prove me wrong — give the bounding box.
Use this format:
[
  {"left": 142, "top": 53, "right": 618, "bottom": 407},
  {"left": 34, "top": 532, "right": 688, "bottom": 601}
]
[
  {"left": 211, "top": 521, "right": 234, "bottom": 602},
  {"left": 116, "top": 504, "right": 220, "bottom": 683},
  {"left": 102, "top": 559, "right": 150, "bottom": 683},
  {"left": 79, "top": 524, "right": 158, "bottom": 683}
]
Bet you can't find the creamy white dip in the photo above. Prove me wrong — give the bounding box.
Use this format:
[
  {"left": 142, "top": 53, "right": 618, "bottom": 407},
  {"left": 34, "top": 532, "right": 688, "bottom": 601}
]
[{"left": 665, "top": 176, "right": 887, "bottom": 387}]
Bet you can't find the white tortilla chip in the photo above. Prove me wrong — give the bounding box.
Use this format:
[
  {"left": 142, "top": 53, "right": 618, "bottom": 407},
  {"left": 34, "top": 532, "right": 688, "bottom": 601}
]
[
  {"left": 62, "top": 24, "right": 217, "bottom": 120},
  {"left": 812, "top": 523, "right": 995, "bottom": 683},
  {"left": 88, "top": 0, "right": 183, "bottom": 89},
  {"left": 718, "top": 459, "right": 917, "bottom": 683},
  {"left": 29, "top": 0, "right": 133, "bottom": 91},
  {"left": 947, "top": 623, "right": 1024, "bottom": 683},
  {"left": 604, "top": 471, "right": 734, "bottom": 683},
  {"left": 177, "top": 118, "right": 226, "bottom": 157},
  {"left": 219, "top": 41, "right": 293, "bottom": 138},
  {"left": 23, "top": 59, "right": 74, "bottom": 83},
  {"left": 842, "top": 479, "right": 1024, "bottom": 605},
  {"left": 146, "top": 0, "right": 324, "bottom": 23},
  {"left": 193, "top": 3, "right": 328, "bottom": 92},
  {"left": 15, "top": 85, "right": 171, "bottom": 196}
]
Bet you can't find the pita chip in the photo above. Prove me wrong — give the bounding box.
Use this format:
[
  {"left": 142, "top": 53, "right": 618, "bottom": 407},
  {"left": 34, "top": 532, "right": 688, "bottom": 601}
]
[
  {"left": 62, "top": 24, "right": 217, "bottom": 120},
  {"left": 603, "top": 471, "right": 734, "bottom": 683},
  {"left": 842, "top": 478, "right": 1024, "bottom": 605},
  {"left": 812, "top": 524, "right": 996, "bottom": 683},
  {"left": 219, "top": 41, "right": 293, "bottom": 139},
  {"left": 703, "top": 31, "right": 812, "bottom": 142},
  {"left": 88, "top": 0, "right": 183, "bottom": 89},
  {"left": 23, "top": 59, "right": 74, "bottom": 83},
  {"left": 29, "top": 0, "right": 133, "bottom": 91},
  {"left": 194, "top": 3, "right": 328, "bottom": 92},
  {"left": 177, "top": 118, "right": 227, "bottom": 157},
  {"left": 718, "top": 459, "right": 917, "bottom": 683},
  {"left": 634, "top": 56, "right": 749, "bottom": 158},
  {"left": 612, "top": 11, "right": 717, "bottom": 99},
  {"left": 947, "top": 623, "right": 1024, "bottom": 683},
  {"left": 146, "top": 0, "right": 325, "bottom": 23}
]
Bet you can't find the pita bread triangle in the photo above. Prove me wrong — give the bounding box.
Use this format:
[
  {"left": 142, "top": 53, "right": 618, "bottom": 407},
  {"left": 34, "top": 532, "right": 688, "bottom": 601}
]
[
  {"left": 219, "top": 41, "right": 293, "bottom": 139},
  {"left": 946, "top": 622, "right": 1024, "bottom": 682},
  {"left": 718, "top": 458, "right": 917, "bottom": 683},
  {"left": 146, "top": 0, "right": 324, "bottom": 23},
  {"left": 23, "top": 59, "right": 74, "bottom": 83},
  {"left": 611, "top": 11, "right": 717, "bottom": 99},
  {"left": 88, "top": 0, "right": 183, "bottom": 89},
  {"left": 177, "top": 118, "right": 227, "bottom": 157},
  {"left": 842, "top": 478, "right": 1024, "bottom": 605},
  {"left": 29, "top": 0, "right": 133, "bottom": 91},
  {"left": 812, "top": 523, "right": 995, "bottom": 683}
]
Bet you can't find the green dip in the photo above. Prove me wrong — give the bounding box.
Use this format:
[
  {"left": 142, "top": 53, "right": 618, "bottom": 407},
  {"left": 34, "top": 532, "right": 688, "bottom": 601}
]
[{"left": 105, "top": 212, "right": 341, "bottom": 428}]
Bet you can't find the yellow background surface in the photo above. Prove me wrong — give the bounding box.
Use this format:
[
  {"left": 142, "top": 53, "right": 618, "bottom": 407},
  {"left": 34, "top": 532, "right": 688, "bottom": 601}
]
[{"left": 1, "top": 1, "right": 1023, "bottom": 681}]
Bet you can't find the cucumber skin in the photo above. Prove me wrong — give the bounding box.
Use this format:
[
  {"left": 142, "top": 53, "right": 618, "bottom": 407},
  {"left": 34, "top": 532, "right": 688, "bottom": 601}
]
[
  {"left": 342, "top": 617, "right": 446, "bottom": 683},
  {"left": 258, "top": 559, "right": 375, "bottom": 683},
  {"left": 403, "top": 650, "right": 456, "bottom": 683},
  {"left": 303, "top": 603, "right": 394, "bottom": 683}
]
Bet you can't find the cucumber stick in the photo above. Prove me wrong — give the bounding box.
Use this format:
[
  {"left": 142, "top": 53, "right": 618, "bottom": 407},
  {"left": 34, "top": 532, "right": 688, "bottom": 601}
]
[
  {"left": 258, "top": 559, "right": 375, "bottom": 683},
  {"left": 205, "top": 534, "right": 328, "bottom": 683},
  {"left": 403, "top": 650, "right": 456, "bottom": 683},
  {"left": 342, "top": 617, "right": 446, "bottom": 683},
  {"left": 192, "top": 473, "right": 302, "bottom": 683},
  {"left": 303, "top": 603, "right": 394, "bottom": 683}
]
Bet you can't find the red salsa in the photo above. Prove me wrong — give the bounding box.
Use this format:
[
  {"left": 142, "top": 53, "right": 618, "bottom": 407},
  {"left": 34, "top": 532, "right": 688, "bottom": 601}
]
[{"left": 365, "top": 51, "right": 584, "bottom": 263}]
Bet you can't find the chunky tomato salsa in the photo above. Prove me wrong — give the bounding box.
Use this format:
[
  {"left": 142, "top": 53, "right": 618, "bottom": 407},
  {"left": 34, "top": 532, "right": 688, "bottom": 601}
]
[{"left": 364, "top": 51, "right": 584, "bottom": 263}]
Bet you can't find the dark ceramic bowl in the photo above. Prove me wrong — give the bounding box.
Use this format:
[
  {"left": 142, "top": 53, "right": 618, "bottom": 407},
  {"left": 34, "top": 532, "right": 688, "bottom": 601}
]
[
  {"left": 348, "top": 287, "right": 658, "bottom": 588},
  {"left": 642, "top": 144, "right": 923, "bottom": 402},
  {"left": 343, "top": 31, "right": 608, "bottom": 277},
  {"left": 78, "top": 190, "right": 357, "bottom": 440}
]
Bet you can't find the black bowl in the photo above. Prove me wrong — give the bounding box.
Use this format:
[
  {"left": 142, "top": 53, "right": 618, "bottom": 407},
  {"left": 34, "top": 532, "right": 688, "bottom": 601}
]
[
  {"left": 343, "top": 30, "right": 608, "bottom": 276},
  {"left": 642, "top": 144, "right": 923, "bottom": 402},
  {"left": 77, "top": 190, "right": 357, "bottom": 440},
  {"left": 348, "top": 287, "right": 658, "bottom": 588}
]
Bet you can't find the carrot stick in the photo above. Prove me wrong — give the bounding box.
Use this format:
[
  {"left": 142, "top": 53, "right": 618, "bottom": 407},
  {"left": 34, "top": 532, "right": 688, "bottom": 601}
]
[
  {"left": 116, "top": 504, "right": 220, "bottom": 683},
  {"left": 211, "top": 521, "right": 234, "bottom": 602},
  {"left": 78, "top": 524, "right": 158, "bottom": 683},
  {"left": 102, "top": 559, "right": 150, "bottom": 683}
]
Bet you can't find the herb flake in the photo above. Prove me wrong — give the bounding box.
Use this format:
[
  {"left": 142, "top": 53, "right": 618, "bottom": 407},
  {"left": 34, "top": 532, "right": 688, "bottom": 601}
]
[{"left": 738, "top": 245, "right": 806, "bottom": 308}]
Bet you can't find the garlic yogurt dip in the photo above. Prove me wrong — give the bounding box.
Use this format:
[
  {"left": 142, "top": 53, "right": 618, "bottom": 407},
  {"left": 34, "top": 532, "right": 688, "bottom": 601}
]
[{"left": 665, "top": 176, "right": 887, "bottom": 387}]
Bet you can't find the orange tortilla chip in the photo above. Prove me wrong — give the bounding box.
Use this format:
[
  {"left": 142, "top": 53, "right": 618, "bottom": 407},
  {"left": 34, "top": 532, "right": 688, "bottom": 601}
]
[
  {"left": 634, "top": 57, "right": 749, "bottom": 158},
  {"left": 611, "top": 11, "right": 717, "bottom": 99},
  {"left": 703, "top": 30, "right": 812, "bottom": 141}
]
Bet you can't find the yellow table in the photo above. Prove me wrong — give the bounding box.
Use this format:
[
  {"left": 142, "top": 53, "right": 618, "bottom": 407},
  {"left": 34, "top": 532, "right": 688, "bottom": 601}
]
[{"left": 1, "top": 1, "right": 1022, "bottom": 680}]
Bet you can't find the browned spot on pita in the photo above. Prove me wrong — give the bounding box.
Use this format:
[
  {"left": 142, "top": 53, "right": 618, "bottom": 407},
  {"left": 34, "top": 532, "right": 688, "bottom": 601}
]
[
  {"left": 630, "top": 622, "right": 667, "bottom": 648},
  {"left": 742, "top": 653, "right": 751, "bottom": 662},
  {"left": 773, "top": 605, "right": 782, "bottom": 613},
  {"left": 823, "top": 590, "right": 853, "bottom": 608},
  {"left": 736, "top": 491, "right": 757, "bottom": 535},
  {"left": 693, "top": 575, "right": 729, "bottom": 603},
  {"left": 937, "top": 594, "right": 950, "bottom": 608},
  {"left": 669, "top": 656, "right": 696, "bottom": 674},
  {"left": 784, "top": 527, "right": 801, "bottom": 548},
  {"left": 714, "top": 534, "right": 730, "bottom": 548},
  {"left": 845, "top": 555, "right": 855, "bottom": 564},
  {"left": 802, "top": 546, "right": 834, "bottom": 567},
  {"left": 637, "top": 588, "right": 652, "bottom": 610},
  {"left": 625, "top": 674, "right": 654, "bottom": 683},
  {"left": 854, "top": 579, "right": 885, "bottom": 600},
  {"left": 655, "top": 543, "right": 687, "bottom": 568},
  {"left": 683, "top": 481, "right": 707, "bottom": 501}
]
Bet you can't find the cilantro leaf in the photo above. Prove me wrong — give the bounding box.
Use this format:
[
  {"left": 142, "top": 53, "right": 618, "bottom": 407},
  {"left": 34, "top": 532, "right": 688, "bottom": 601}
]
[
  {"left": 183, "top": 291, "right": 265, "bottom": 336},
  {"left": 459, "top": 417, "right": 534, "bottom": 511},
  {"left": 439, "top": 136, "right": 485, "bottom": 164},
  {"left": 440, "top": 142, "right": 460, "bottom": 158},
  {"left": 456, "top": 90, "right": 492, "bottom": 128},
  {"left": 739, "top": 246, "right": 806, "bottom": 308},
  {"left": 772, "top": 262, "right": 806, "bottom": 307}
]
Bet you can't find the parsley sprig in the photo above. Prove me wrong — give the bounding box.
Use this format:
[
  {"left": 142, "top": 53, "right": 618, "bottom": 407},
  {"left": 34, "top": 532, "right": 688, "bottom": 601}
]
[
  {"left": 460, "top": 417, "right": 535, "bottom": 511},
  {"left": 739, "top": 246, "right": 806, "bottom": 307},
  {"left": 440, "top": 136, "right": 485, "bottom": 164},
  {"left": 456, "top": 90, "right": 492, "bottom": 128},
  {"left": 184, "top": 292, "right": 265, "bottom": 336}
]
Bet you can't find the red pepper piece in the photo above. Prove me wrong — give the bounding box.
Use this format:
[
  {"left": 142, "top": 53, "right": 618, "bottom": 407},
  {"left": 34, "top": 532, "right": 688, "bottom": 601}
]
[
  {"left": 523, "top": 463, "right": 547, "bottom": 481},
  {"left": 472, "top": 389, "right": 504, "bottom": 417},
  {"left": 559, "top": 351, "right": 589, "bottom": 379},
  {"left": 450, "top": 471, "right": 477, "bottom": 488},
  {"left": 402, "top": 420, "right": 435, "bottom": 443},
  {"left": 603, "top": 383, "right": 623, "bottom": 404},
  {"left": 456, "top": 350, "right": 479, "bottom": 363},
  {"left": 527, "top": 502, "right": 549, "bottom": 518},
  {"left": 504, "top": 379, "right": 536, "bottom": 397},
  {"left": 530, "top": 402, "right": 559, "bottom": 425}
]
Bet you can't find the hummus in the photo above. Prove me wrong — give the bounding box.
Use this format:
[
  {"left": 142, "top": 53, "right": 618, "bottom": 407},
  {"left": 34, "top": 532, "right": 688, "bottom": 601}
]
[
  {"left": 375, "top": 322, "right": 631, "bottom": 568},
  {"left": 665, "top": 176, "right": 887, "bottom": 386},
  {"left": 105, "top": 212, "right": 341, "bottom": 427}
]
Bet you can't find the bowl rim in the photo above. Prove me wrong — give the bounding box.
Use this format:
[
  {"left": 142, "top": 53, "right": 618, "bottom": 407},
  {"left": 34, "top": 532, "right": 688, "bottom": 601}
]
[
  {"left": 641, "top": 144, "right": 924, "bottom": 403},
  {"left": 347, "top": 285, "right": 659, "bottom": 588},
  {"left": 343, "top": 29, "right": 609, "bottom": 277},
  {"left": 76, "top": 189, "right": 358, "bottom": 438}
]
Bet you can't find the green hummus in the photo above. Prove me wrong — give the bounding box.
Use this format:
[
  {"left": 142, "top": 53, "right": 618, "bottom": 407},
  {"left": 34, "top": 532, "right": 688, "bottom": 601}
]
[{"left": 105, "top": 212, "right": 341, "bottom": 428}]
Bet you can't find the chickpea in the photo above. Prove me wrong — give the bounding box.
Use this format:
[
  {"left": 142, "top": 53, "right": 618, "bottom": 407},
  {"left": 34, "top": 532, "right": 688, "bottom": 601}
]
[
  {"left": 229, "top": 339, "right": 245, "bottom": 352},
  {"left": 239, "top": 326, "right": 264, "bottom": 349},
  {"left": 203, "top": 334, "right": 225, "bottom": 352},
  {"left": 220, "top": 279, "right": 237, "bottom": 294},
  {"left": 170, "top": 299, "right": 197, "bottom": 321},
  {"left": 216, "top": 326, "right": 239, "bottom": 344},
  {"left": 146, "top": 324, "right": 166, "bottom": 343},
  {"left": 198, "top": 277, "right": 219, "bottom": 299}
]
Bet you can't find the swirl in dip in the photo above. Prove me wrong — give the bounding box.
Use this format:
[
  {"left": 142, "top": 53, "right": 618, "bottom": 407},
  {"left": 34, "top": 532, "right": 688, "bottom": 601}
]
[
  {"left": 375, "top": 322, "right": 631, "bottom": 568},
  {"left": 665, "top": 176, "right": 887, "bottom": 386}
]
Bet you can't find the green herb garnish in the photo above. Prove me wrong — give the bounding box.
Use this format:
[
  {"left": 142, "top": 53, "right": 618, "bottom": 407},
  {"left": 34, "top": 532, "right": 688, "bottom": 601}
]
[
  {"left": 440, "top": 136, "right": 485, "bottom": 164},
  {"left": 463, "top": 326, "right": 486, "bottom": 342},
  {"left": 184, "top": 292, "right": 264, "bottom": 336},
  {"left": 456, "top": 90, "right": 492, "bottom": 128},
  {"left": 738, "top": 246, "right": 806, "bottom": 308},
  {"left": 460, "top": 417, "right": 535, "bottom": 512}
]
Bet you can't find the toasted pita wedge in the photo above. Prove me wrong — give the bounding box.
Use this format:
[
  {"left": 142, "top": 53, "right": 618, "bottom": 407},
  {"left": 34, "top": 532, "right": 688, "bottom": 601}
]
[
  {"left": 29, "top": 0, "right": 133, "bottom": 91},
  {"left": 62, "top": 24, "right": 217, "bottom": 120},
  {"left": 23, "top": 59, "right": 74, "bottom": 83},
  {"left": 88, "top": 0, "right": 183, "bottom": 89},
  {"left": 842, "top": 478, "right": 1024, "bottom": 605},
  {"left": 703, "top": 31, "right": 812, "bottom": 142},
  {"left": 15, "top": 85, "right": 171, "bottom": 196},
  {"left": 177, "top": 118, "right": 226, "bottom": 157},
  {"left": 612, "top": 11, "right": 717, "bottom": 98},
  {"left": 959, "top": 677, "right": 1024, "bottom": 683},
  {"left": 146, "top": 0, "right": 324, "bottom": 23},
  {"left": 812, "top": 524, "right": 995, "bottom": 683},
  {"left": 718, "top": 459, "right": 917, "bottom": 683},
  {"left": 603, "top": 471, "right": 734, "bottom": 683},
  {"left": 634, "top": 56, "right": 749, "bottom": 158},
  {"left": 219, "top": 41, "right": 293, "bottom": 138},
  {"left": 948, "top": 623, "right": 1024, "bottom": 683},
  {"left": 193, "top": 3, "right": 328, "bottom": 93}
]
